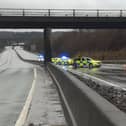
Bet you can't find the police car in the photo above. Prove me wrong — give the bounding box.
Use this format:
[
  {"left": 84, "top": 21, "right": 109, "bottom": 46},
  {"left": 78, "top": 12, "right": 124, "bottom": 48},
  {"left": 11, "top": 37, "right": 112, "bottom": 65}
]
[
  {"left": 38, "top": 54, "right": 44, "bottom": 61},
  {"left": 61, "top": 56, "right": 73, "bottom": 65},
  {"left": 51, "top": 56, "right": 74, "bottom": 66},
  {"left": 51, "top": 57, "right": 62, "bottom": 65},
  {"left": 73, "top": 56, "right": 101, "bottom": 69}
]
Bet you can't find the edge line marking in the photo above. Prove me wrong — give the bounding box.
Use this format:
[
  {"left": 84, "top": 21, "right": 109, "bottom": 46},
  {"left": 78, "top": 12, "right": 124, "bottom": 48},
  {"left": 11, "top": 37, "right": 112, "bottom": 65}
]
[{"left": 15, "top": 68, "right": 37, "bottom": 126}]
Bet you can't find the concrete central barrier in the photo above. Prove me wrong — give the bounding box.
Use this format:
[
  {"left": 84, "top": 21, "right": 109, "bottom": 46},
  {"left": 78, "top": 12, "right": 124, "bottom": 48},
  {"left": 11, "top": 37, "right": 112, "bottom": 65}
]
[{"left": 47, "top": 63, "right": 126, "bottom": 126}]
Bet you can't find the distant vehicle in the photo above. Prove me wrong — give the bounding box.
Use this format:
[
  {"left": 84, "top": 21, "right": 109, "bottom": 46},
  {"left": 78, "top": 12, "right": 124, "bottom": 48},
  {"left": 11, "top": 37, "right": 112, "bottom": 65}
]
[
  {"left": 51, "top": 56, "right": 73, "bottom": 65},
  {"left": 73, "top": 57, "right": 102, "bottom": 69},
  {"left": 61, "top": 56, "right": 73, "bottom": 65},
  {"left": 51, "top": 57, "right": 62, "bottom": 65},
  {"left": 38, "top": 54, "right": 44, "bottom": 61}
]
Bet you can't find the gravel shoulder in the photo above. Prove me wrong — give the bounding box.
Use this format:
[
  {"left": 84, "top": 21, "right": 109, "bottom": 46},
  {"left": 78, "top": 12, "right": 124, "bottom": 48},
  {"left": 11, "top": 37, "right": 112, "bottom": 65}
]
[{"left": 69, "top": 69, "right": 126, "bottom": 113}]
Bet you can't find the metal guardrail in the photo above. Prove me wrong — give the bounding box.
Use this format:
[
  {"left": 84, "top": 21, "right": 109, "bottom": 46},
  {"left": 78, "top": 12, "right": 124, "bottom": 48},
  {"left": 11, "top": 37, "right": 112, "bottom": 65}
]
[{"left": 0, "top": 8, "right": 126, "bottom": 17}]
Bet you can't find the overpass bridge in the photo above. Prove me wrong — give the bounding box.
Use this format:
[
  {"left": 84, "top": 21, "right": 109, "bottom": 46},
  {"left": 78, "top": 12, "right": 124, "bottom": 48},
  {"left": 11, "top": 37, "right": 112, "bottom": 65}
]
[
  {"left": 1, "top": 9, "right": 126, "bottom": 126},
  {"left": 1, "top": 8, "right": 126, "bottom": 62},
  {"left": 0, "top": 8, "right": 126, "bottom": 28}
]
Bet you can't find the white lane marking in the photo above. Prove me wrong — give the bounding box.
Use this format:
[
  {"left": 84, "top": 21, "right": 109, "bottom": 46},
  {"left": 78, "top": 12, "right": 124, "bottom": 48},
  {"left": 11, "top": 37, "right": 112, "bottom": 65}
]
[
  {"left": 15, "top": 68, "right": 37, "bottom": 126},
  {"left": 70, "top": 69, "right": 123, "bottom": 88}
]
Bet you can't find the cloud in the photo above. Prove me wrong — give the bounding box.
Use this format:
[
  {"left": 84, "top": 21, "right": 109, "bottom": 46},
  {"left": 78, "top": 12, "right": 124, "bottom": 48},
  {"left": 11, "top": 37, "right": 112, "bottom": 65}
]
[{"left": 0, "top": 0, "right": 126, "bottom": 9}]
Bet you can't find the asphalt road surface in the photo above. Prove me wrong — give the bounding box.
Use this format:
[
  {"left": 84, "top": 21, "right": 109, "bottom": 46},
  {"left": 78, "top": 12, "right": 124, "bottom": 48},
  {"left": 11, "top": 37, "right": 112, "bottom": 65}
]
[
  {"left": 74, "top": 63, "right": 126, "bottom": 89},
  {"left": 0, "top": 47, "right": 34, "bottom": 126},
  {"left": 0, "top": 47, "right": 66, "bottom": 126}
]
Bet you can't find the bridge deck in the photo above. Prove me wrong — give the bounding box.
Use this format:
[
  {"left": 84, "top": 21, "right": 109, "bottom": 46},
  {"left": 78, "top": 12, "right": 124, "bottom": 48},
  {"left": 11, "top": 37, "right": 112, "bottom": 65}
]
[{"left": 0, "top": 8, "right": 126, "bottom": 28}]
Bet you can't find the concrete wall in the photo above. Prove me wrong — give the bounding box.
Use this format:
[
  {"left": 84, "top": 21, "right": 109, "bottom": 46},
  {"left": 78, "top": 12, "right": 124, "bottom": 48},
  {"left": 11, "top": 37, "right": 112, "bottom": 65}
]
[{"left": 47, "top": 64, "right": 126, "bottom": 126}]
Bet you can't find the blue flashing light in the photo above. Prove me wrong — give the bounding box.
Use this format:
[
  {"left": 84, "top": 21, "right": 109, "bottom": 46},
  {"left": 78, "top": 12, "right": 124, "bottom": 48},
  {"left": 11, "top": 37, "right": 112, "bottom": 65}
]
[
  {"left": 38, "top": 54, "right": 44, "bottom": 58},
  {"left": 38, "top": 54, "right": 44, "bottom": 61},
  {"left": 39, "top": 55, "right": 44, "bottom": 58},
  {"left": 61, "top": 56, "right": 69, "bottom": 60},
  {"left": 59, "top": 52, "right": 69, "bottom": 58}
]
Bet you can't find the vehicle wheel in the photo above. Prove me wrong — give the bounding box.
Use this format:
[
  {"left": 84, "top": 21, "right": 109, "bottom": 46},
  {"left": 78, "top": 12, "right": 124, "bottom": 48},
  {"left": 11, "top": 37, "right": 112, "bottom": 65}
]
[
  {"left": 89, "top": 63, "right": 93, "bottom": 69},
  {"left": 73, "top": 63, "right": 78, "bottom": 69}
]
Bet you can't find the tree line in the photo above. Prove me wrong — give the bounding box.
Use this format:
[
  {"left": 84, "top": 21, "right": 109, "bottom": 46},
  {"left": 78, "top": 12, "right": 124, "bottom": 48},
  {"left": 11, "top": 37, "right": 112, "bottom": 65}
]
[{"left": 52, "top": 29, "right": 126, "bottom": 60}]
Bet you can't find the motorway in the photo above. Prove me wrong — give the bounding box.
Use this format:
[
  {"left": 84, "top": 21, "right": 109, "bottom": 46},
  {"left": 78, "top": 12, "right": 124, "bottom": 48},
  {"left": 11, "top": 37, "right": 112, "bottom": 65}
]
[
  {"left": 67, "top": 63, "right": 126, "bottom": 89},
  {"left": 0, "top": 47, "right": 66, "bottom": 126},
  {"left": 0, "top": 47, "right": 35, "bottom": 126},
  {"left": 1, "top": 46, "right": 125, "bottom": 125}
]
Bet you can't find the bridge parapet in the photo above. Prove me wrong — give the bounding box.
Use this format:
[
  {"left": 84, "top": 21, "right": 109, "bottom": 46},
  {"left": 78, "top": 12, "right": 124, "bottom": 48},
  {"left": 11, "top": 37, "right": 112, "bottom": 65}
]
[{"left": 0, "top": 8, "right": 126, "bottom": 17}]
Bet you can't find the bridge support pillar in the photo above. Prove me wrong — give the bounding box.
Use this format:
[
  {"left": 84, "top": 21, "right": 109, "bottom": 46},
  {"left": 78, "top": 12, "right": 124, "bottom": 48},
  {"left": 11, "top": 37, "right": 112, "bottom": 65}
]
[{"left": 44, "top": 28, "right": 52, "bottom": 64}]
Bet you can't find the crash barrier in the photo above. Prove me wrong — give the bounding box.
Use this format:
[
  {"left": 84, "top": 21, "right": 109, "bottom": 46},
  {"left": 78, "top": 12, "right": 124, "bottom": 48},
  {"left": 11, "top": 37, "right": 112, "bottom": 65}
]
[
  {"left": 15, "top": 49, "right": 44, "bottom": 65},
  {"left": 47, "top": 63, "right": 126, "bottom": 126}
]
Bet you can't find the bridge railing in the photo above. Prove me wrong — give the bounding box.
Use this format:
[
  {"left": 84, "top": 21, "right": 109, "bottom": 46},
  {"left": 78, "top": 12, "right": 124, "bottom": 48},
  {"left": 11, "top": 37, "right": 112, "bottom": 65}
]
[{"left": 0, "top": 8, "right": 126, "bottom": 17}]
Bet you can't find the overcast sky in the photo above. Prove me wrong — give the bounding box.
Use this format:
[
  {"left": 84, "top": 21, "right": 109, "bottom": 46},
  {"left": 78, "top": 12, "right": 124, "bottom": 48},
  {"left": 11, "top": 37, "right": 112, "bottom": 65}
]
[{"left": 0, "top": 0, "right": 125, "bottom": 9}]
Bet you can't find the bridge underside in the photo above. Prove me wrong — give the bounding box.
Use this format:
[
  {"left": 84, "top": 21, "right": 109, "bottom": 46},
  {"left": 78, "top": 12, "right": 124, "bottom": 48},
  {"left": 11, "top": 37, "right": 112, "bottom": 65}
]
[
  {"left": 1, "top": 16, "right": 126, "bottom": 63},
  {"left": 0, "top": 16, "right": 126, "bottom": 29}
]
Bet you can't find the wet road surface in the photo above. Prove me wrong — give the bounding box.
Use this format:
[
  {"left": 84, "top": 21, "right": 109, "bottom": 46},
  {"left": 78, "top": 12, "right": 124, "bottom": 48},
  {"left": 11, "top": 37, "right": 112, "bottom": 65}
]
[
  {"left": 0, "top": 47, "right": 66, "bottom": 126},
  {"left": 70, "top": 63, "right": 126, "bottom": 89},
  {"left": 0, "top": 47, "right": 34, "bottom": 126},
  {"left": 25, "top": 67, "right": 66, "bottom": 126}
]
